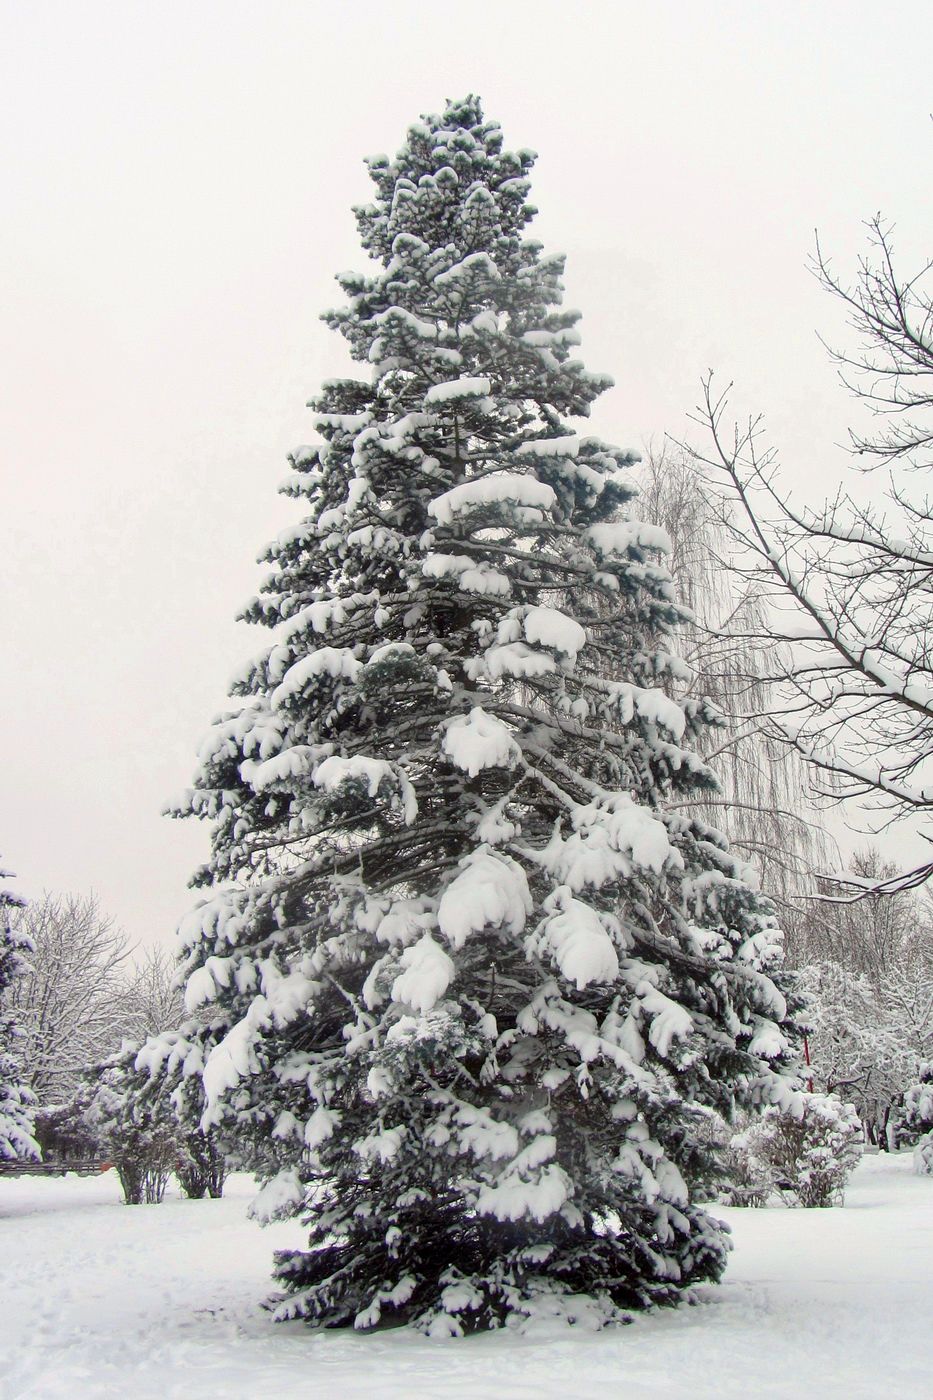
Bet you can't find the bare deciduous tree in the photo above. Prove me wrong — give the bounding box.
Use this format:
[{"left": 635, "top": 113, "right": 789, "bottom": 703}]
[
  {"left": 791, "top": 849, "right": 932, "bottom": 976},
  {"left": 816, "top": 216, "right": 933, "bottom": 473},
  {"left": 123, "top": 947, "right": 184, "bottom": 1041},
  {"left": 10, "top": 892, "right": 135, "bottom": 1103},
  {"left": 693, "top": 217, "right": 933, "bottom": 895}
]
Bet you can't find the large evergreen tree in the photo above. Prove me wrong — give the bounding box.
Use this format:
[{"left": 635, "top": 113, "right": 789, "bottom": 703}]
[
  {"left": 0, "top": 862, "right": 38, "bottom": 1161},
  {"left": 173, "top": 97, "right": 801, "bottom": 1333}
]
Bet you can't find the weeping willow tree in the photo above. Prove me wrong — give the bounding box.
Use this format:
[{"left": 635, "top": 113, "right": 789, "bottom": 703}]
[{"left": 635, "top": 446, "right": 836, "bottom": 923}]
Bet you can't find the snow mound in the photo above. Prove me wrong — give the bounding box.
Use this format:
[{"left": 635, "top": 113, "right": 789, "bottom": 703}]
[
  {"left": 422, "top": 552, "right": 512, "bottom": 596},
  {"left": 442, "top": 707, "right": 520, "bottom": 777},
  {"left": 636, "top": 984, "right": 695, "bottom": 1057},
  {"left": 438, "top": 848, "right": 532, "bottom": 950},
  {"left": 531, "top": 887, "right": 620, "bottom": 989},
  {"left": 515, "top": 434, "right": 580, "bottom": 458},
  {"left": 270, "top": 647, "right": 361, "bottom": 706},
  {"left": 522, "top": 606, "right": 587, "bottom": 659},
  {"left": 391, "top": 934, "right": 455, "bottom": 1013},
  {"left": 536, "top": 794, "right": 677, "bottom": 891},
  {"left": 429, "top": 472, "right": 556, "bottom": 526},
  {"left": 313, "top": 754, "right": 393, "bottom": 798},
  {"left": 585, "top": 521, "right": 671, "bottom": 557},
  {"left": 469, "top": 641, "right": 557, "bottom": 682},
  {"left": 424, "top": 376, "right": 491, "bottom": 404},
  {"left": 475, "top": 1162, "right": 572, "bottom": 1223}
]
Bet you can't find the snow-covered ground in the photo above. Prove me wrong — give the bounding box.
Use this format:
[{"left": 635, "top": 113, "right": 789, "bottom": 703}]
[{"left": 1, "top": 1153, "right": 929, "bottom": 1399}]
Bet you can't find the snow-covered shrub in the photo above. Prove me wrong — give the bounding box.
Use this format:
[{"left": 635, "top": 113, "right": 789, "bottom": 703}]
[
  {"left": 135, "top": 1030, "right": 227, "bottom": 1199},
  {"left": 172, "top": 95, "right": 803, "bottom": 1333},
  {"left": 82, "top": 1044, "right": 179, "bottom": 1204},
  {"left": 0, "top": 862, "right": 38, "bottom": 1162},
  {"left": 898, "top": 1064, "right": 933, "bottom": 1146},
  {"left": 898, "top": 1065, "right": 933, "bottom": 1174},
  {"left": 174, "top": 1130, "right": 226, "bottom": 1200},
  {"left": 718, "top": 1113, "right": 773, "bottom": 1207},
  {"left": 79, "top": 1031, "right": 229, "bottom": 1203},
  {"left": 740, "top": 1095, "right": 862, "bottom": 1207},
  {"left": 914, "top": 1133, "right": 933, "bottom": 1176},
  {"left": 32, "top": 1100, "right": 100, "bottom": 1166}
]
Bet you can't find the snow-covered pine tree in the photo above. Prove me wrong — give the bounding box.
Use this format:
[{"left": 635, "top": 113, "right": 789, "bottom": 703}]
[
  {"left": 0, "top": 862, "right": 38, "bottom": 1161},
  {"left": 173, "top": 96, "right": 801, "bottom": 1333}
]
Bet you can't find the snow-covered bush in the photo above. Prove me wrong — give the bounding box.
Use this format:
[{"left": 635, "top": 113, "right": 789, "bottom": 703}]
[
  {"left": 79, "top": 1031, "right": 228, "bottom": 1203},
  {"left": 738, "top": 1095, "right": 862, "bottom": 1207},
  {"left": 0, "top": 862, "right": 38, "bottom": 1162},
  {"left": 913, "top": 1131, "right": 933, "bottom": 1176},
  {"left": 82, "top": 1044, "right": 179, "bottom": 1204},
  {"left": 173, "top": 1122, "right": 226, "bottom": 1200},
  {"left": 135, "top": 1031, "right": 227, "bottom": 1199},
  {"left": 32, "top": 1100, "right": 100, "bottom": 1166},
  {"left": 717, "top": 1113, "right": 773, "bottom": 1207},
  {"left": 172, "top": 95, "right": 803, "bottom": 1333},
  {"left": 898, "top": 1063, "right": 933, "bottom": 1145},
  {"left": 914, "top": 1133, "right": 933, "bottom": 1176},
  {"left": 898, "top": 1065, "right": 933, "bottom": 1174}
]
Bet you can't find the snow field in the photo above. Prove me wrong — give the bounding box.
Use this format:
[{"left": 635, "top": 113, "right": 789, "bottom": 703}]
[{"left": 1, "top": 1153, "right": 930, "bottom": 1399}]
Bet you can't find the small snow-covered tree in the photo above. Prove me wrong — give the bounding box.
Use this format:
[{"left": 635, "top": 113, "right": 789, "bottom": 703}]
[
  {"left": 173, "top": 97, "right": 802, "bottom": 1332},
  {"left": 75, "top": 1025, "right": 227, "bottom": 1201},
  {"left": 0, "top": 862, "right": 38, "bottom": 1161}
]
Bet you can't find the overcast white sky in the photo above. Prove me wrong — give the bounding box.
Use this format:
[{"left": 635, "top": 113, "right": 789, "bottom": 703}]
[{"left": 2, "top": 0, "right": 931, "bottom": 950}]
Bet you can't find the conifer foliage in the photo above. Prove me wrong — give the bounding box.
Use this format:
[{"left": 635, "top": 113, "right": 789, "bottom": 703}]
[
  {"left": 0, "top": 862, "right": 38, "bottom": 1161},
  {"left": 174, "top": 97, "right": 801, "bottom": 1332}
]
